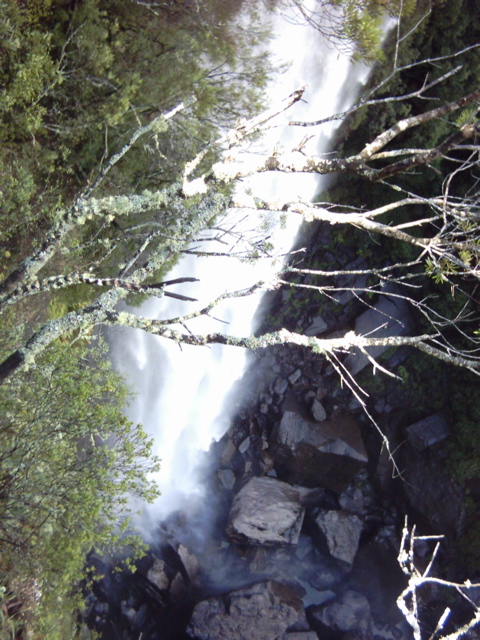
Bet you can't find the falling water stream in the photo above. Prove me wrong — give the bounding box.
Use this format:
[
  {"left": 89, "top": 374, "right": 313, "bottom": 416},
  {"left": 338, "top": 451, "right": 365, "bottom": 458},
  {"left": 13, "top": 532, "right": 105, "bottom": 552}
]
[{"left": 107, "top": 6, "right": 372, "bottom": 535}]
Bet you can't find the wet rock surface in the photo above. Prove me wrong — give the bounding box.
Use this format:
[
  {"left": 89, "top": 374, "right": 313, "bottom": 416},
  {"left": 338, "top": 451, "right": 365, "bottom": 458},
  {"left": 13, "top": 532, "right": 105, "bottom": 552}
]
[
  {"left": 344, "top": 285, "right": 413, "bottom": 376},
  {"left": 187, "top": 580, "right": 305, "bottom": 640},
  {"left": 309, "top": 589, "right": 372, "bottom": 636}
]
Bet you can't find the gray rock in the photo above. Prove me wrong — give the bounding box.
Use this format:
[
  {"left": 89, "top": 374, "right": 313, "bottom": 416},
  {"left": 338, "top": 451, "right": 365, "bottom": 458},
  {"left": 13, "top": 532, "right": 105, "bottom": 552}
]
[
  {"left": 315, "top": 510, "right": 363, "bottom": 566},
  {"left": 294, "top": 534, "right": 315, "bottom": 561},
  {"left": 274, "top": 377, "right": 289, "bottom": 395},
  {"left": 339, "top": 486, "right": 366, "bottom": 516},
  {"left": 276, "top": 445, "right": 365, "bottom": 494},
  {"left": 296, "top": 581, "right": 337, "bottom": 608},
  {"left": 312, "top": 590, "right": 371, "bottom": 634},
  {"left": 178, "top": 544, "right": 200, "bottom": 582},
  {"left": 120, "top": 602, "right": 137, "bottom": 622},
  {"left": 289, "top": 368, "right": 303, "bottom": 385},
  {"left": 187, "top": 581, "right": 304, "bottom": 640},
  {"left": 218, "top": 468, "right": 236, "bottom": 490},
  {"left": 304, "top": 553, "right": 346, "bottom": 591},
  {"left": 239, "top": 436, "right": 251, "bottom": 454},
  {"left": 147, "top": 558, "right": 169, "bottom": 590},
  {"left": 338, "top": 487, "right": 365, "bottom": 516},
  {"left": 249, "top": 546, "right": 301, "bottom": 581},
  {"left": 277, "top": 411, "right": 321, "bottom": 449},
  {"left": 331, "top": 257, "right": 369, "bottom": 307},
  {"left": 277, "top": 411, "right": 367, "bottom": 462},
  {"left": 169, "top": 572, "right": 187, "bottom": 600},
  {"left": 227, "top": 476, "right": 305, "bottom": 545},
  {"left": 339, "top": 472, "right": 374, "bottom": 517},
  {"left": 406, "top": 413, "right": 450, "bottom": 450},
  {"left": 283, "top": 633, "right": 319, "bottom": 640},
  {"left": 311, "top": 398, "right": 327, "bottom": 422},
  {"left": 305, "top": 316, "right": 328, "bottom": 336},
  {"left": 221, "top": 438, "right": 236, "bottom": 464},
  {"left": 94, "top": 601, "right": 109, "bottom": 615},
  {"left": 345, "top": 289, "right": 412, "bottom": 375}
]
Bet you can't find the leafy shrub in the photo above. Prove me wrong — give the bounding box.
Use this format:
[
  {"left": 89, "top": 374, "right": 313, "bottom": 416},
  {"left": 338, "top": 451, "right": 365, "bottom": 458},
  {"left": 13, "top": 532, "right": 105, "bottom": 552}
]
[{"left": 0, "top": 337, "right": 159, "bottom": 638}]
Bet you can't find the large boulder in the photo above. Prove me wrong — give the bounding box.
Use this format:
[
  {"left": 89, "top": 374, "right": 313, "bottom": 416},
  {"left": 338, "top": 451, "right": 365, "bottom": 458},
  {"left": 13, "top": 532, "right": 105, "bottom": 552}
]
[
  {"left": 272, "top": 410, "right": 367, "bottom": 493},
  {"left": 305, "top": 316, "right": 328, "bottom": 336},
  {"left": 315, "top": 510, "right": 363, "bottom": 567},
  {"left": 146, "top": 558, "right": 169, "bottom": 590},
  {"left": 405, "top": 413, "right": 450, "bottom": 450},
  {"left": 187, "top": 581, "right": 305, "bottom": 640},
  {"left": 331, "top": 257, "right": 369, "bottom": 307},
  {"left": 227, "top": 476, "right": 305, "bottom": 545},
  {"left": 276, "top": 411, "right": 368, "bottom": 463},
  {"left": 248, "top": 542, "right": 344, "bottom": 593}
]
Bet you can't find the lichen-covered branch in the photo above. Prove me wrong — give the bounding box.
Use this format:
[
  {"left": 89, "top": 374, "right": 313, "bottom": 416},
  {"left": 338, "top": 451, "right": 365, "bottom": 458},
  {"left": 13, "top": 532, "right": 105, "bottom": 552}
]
[
  {"left": 0, "top": 274, "right": 199, "bottom": 310},
  {"left": 200, "top": 88, "right": 480, "bottom": 189},
  {"left": 0, "top": 98, "right": 192, "bottom": 297},
  {"left": 3, "top": 306, "right": 479, "bottom": 385}
]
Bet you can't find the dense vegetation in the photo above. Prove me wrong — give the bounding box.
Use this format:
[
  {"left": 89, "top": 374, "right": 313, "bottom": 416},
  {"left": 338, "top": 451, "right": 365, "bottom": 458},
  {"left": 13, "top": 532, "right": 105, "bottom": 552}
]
[
  {"left": 332, "top": 0, "right": 480, "bottom": 485},
  {"left": 1, "top": 0, "right": 479, "bottom": 636},
  {"left": 0, "top": 338, "right": 159, "bottom": 639},
  {"left": 0, "top": 0, "right": 271, "bottom": 263},
  {"left": 308, "top": 0, "right": 480, "bottom": 567}
]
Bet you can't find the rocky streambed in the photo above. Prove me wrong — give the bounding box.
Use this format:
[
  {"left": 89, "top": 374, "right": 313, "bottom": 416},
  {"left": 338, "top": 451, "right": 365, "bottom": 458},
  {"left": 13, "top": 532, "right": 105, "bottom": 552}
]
[{"left": 86, "top": 225, "right": 474, "bottom": 640}]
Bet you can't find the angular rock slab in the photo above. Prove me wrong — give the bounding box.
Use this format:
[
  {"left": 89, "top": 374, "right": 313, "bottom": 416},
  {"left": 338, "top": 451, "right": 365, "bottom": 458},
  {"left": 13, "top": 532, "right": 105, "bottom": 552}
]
[
  {"left": 406, "top": 412, "right": 450, "bottom": 450},
  {"left": 187, "top": 580, "right": 304, "bottom": 640},
  {"left": 315, "top": 510, "right": 363, "bottom": 567},
  {"left": 345, "top": 289, "right": 412, "bottom": 375},
  {"left": 147, "top": 558, "right": 169, "bottom": 590},
  {"left": 305, "top": 316, "right": 328, "bottom": 336},
  {"left": 227, "top": 476, "right": 305, "bottom": 545},
  {"left": 277, "top": 410, "right": 367, "bottom": 462},
  {"left": 178, "top": 544, "right": 200, "bottom": 582}
]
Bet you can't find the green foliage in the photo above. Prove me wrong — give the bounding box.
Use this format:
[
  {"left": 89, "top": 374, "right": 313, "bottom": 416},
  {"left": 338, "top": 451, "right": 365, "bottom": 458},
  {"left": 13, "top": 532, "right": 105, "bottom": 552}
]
[
  {"left": 356, "top": 350, "right": 446, "bottom": 416},
  {"left": 0, "top": 337, "right": 159, "bottom": 638},
  {"left": 0, "top": 586, "right": 17, "bottom": 640},
  {"left": 48, "top": 283, "right": 103, "bottom": 320},
  {"left": 443, "top": 370, "right": 480, "bottom": 570},
  {"left": 335, "top": 0, "right": 386, "bottom": 63},
  {"left": 425, "top": 256, "right": 458, "bottom": 284},
  {"left": 446, "top": 371, "right": 480, "bottom": 483},
  {"left": 0, "top": 0, "right": 272, "bottom": 259}
]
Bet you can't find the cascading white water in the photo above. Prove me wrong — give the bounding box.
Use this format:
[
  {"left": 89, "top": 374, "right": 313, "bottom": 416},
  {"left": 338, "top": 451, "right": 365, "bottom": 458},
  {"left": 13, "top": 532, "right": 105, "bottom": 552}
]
[{"left": 107, "top": 5, "right": 372, "bottom": 532}]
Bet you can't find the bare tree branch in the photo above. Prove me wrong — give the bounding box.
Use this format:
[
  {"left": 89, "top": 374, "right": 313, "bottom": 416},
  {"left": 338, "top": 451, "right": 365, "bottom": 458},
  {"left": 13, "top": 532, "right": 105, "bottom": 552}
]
[{"left": 397, "top": 519, "right": 480, "bottom": 640}]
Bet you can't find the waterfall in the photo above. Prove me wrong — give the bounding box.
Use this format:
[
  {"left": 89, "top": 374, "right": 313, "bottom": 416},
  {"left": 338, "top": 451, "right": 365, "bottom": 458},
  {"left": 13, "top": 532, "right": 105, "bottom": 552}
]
[{"left": 107, "top": 6, "right": 372, "bottom": 534}]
